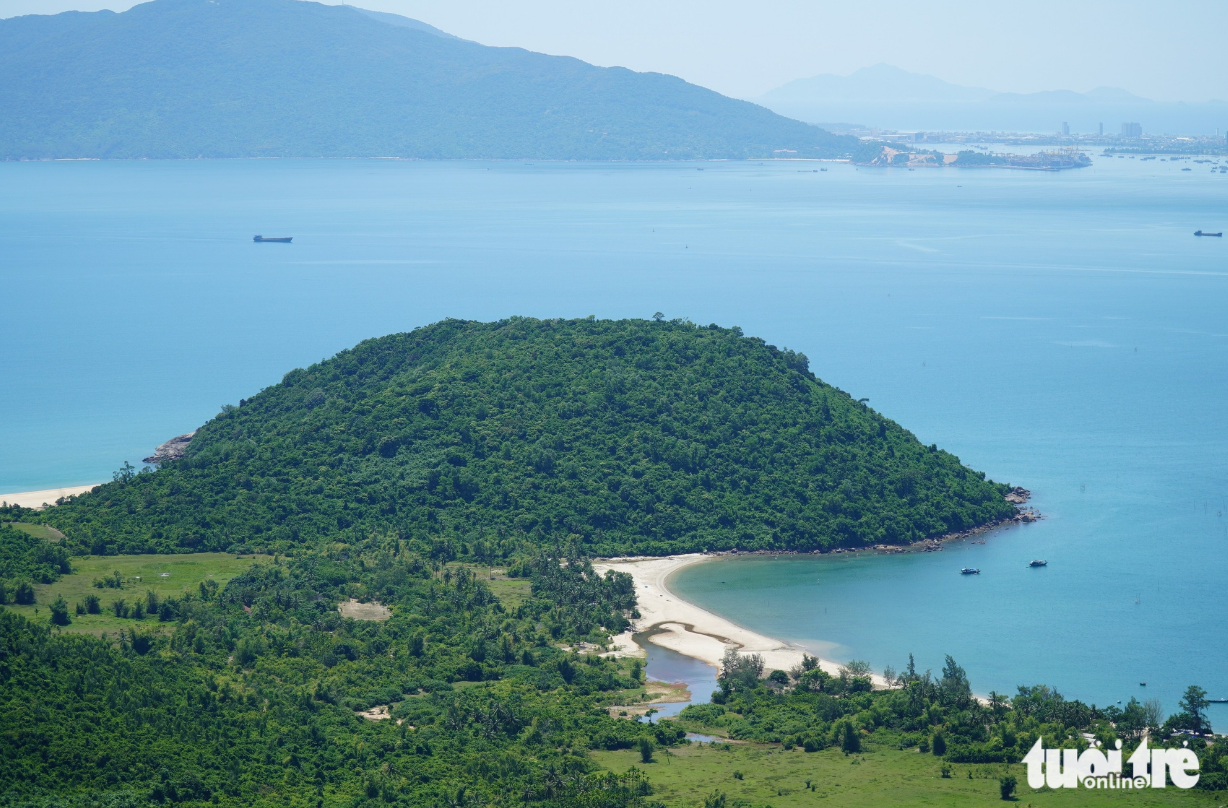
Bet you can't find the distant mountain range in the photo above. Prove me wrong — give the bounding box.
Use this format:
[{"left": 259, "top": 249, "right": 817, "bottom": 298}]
[
  {"left": 758, "top": 64, "right": 1228, "bottom": 135},
  {"left": 0, "top": 0, "right": 864, "bottom": 160}
]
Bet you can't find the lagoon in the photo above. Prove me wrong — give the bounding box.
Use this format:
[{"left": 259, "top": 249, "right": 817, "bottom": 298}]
[{"left": 2, "top": 157, "right": 1226, "bottom": 721}]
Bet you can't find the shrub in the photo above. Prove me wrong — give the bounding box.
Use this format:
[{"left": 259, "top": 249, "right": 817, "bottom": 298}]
[
  {"left": 637, "top": 737, "right": 654, "bottom": 763},
  {"left": 841, "top": 721, "right": 861, "bottom": 754},
  {"left": 999, "top": 774, "right": 1017, "bottom": 800},
  {"left": 932, "top": 731, "right": 946, "bottom": 756},
  {"left": 14, "top": 580, "right": 35, "bottom": 605},
  {"left": 49, "top": 596, "right": 71, "bottom": 625}
]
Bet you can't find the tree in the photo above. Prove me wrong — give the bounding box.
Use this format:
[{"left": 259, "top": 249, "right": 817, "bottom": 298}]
[
  {"left": 939, "top": 656, "right": 972, "bottom": 707},
  {"left": 931, "top": 731, "right": 946, "bottom": 756},
  {"left": 719, "top": 648, "right": 763, "bottom": 692},
  {"left": 1178, "top": 685, "right": 1210, "bottom": 734},
  {"left": 113, "top": 461, "right": 135, "bottom": 483},
  {"left": 840, "top": 721, "right": 861, "bottom": 754},
  {"left": 999, "top": 774, "right": 1016, "bottom": 800},
  {"left": 636, "top": 737, "right": 654, "bottom": 763},
  {"left": 652, "top": 312, "right": 665, "bottom": 322},
  {"left": 49, "top": 595, "right": 71, "bottom": 626},
  {"left": 14, "top": 581, "right": 35, "bottom": 605}
]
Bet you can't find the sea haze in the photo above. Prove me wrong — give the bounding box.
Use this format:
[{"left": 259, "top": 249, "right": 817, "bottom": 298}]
[{"left": 1, "top": 157, "right": 1225, "bottom": 720}]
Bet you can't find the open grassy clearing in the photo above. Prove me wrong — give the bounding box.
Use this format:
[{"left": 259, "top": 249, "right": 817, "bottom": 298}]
[
  {"left": 592, "top": 738, "right": 1222, "bottom": 808},
  {"left": 2, "top": 552, "right": 267, "bottom": 634},
  {"left": 3, "top": 521, "right": 65, "bottom": 541},
  {"left": 445, "top": 562, "right": 533, "bottom": 611}
]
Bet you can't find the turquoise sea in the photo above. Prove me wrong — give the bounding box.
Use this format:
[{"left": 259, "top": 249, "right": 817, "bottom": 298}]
[{"left": 2, "top": 157, "right": 1226, "bottom": 721}]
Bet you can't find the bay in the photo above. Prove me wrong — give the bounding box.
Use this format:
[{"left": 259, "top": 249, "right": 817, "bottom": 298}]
[{"left": 2, "top": 157, "right": 1225, "bottom": 722}]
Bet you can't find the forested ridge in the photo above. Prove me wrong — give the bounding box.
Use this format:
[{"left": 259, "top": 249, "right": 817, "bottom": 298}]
[
  {"left": 0, "top": 547, "right": 674, "bottom": 807},
  {"left": 0, "top": 0, "right": 867, "bottom": 161},
  {"left": 42, "top": 317, "right": 1015, "bottom": 559}
]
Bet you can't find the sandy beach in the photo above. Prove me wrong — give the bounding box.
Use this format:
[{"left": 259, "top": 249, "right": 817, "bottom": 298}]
[
  {"left": 595, "top": 554, "right": 860, "bottom": 681},
  {"left": 0, "top": 484, "right": 99, "bottom": 509}
]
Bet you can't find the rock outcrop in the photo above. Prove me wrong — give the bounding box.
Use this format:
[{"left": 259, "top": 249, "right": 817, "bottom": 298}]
[{"left": 143, "top": 432, "right": 195, "bottom": 465}]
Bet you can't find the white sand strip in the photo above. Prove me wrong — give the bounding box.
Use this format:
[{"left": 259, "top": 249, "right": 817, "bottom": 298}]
[
  {"left": 0, "top": 484, "right": 100, "bottom": 509},
  {"left": 596, "top": 554, "right": 873, "bottom": 682}
]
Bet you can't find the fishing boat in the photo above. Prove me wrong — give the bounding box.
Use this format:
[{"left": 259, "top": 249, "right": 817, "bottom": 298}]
[
  {"left": 253, "top": 235, "right": 293, "bottom": 243},
  {"left": 960, "top": 567, "right": 980, "bottom": 575},
  {"left": 1140, "top": 682, "right": 1147, "bottom": 686},
  {"left": 1029, "top": 560, "right": 1048, "bottom": 567},
  {"left": 1194, "top": 230, "right": 1223, "bottom": 237},
  {"left": 1209, "top": 698, "right": 1228, "bottom": 703}
]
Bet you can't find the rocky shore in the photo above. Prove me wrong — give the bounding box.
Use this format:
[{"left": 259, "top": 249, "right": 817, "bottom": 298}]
[{"left": 143, "top": 432, "right": 194, "bottom": 464}]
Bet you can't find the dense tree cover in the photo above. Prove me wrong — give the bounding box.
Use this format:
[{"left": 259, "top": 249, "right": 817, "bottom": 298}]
[
  {"left": 0, "top": 524, "right": 71, "bottom": 604},
  {"left": 676, "top": 653, "right": 1228, "bottom": 790},
  {"left": 0, "top": 0, "right": 863, "bottom": 161},
  {"left": 43, "top": 318, "right": 1014, "bottom": 558},
  {"left": 0, "top": 544, "right": 678, "bottom": 807}
]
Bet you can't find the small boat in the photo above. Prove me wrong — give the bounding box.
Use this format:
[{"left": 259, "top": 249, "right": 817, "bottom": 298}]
[
  {"left": 1208, "top": 698, "right": 1228, "bottom": 703},
  {"left": 253, "top": 235, "right": 293, "bottom": 243},
  {"left": 1029, "top": 560, "right": 1048, "bottom": 567},
  {"left": 960, "top": 567, "right": 980, "bottom": 575},
  {"left": 1140, "top": 682, "right": 1147, "bottom": 686},
  {"left": 1194, "top": 230, "right": 1223, "bottom": 237}
]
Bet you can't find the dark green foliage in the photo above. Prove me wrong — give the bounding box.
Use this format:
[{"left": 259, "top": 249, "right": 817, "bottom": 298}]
[
  {"left": 0, "top": 544, "right": 666, "bottom": 806},
  {"left": 0, "top": 523, "right": 71, "bottom": 587},
  {"left": 13, "top": 581, "right": 35, "bottom": 605},
  {"left": 637, "top": 737, "right": 654, "bottom": 763},
  {"left": 48, "top": 595, "right": 70, "bottom": 626},
  {"left": 0, "top": 0, "right": 861, "bottom": 161},
  {"left": 43, "top": 319, "right": 1014, "bottom": 559},
  {"left": 840, "top": 720, "right": 861, "bottom": 754},
  {"left": 999, "top": 773, "right": 1017, "bottom": 800},
  {"left": 931, "top": 730, "right": 946, "bottom": 755}
]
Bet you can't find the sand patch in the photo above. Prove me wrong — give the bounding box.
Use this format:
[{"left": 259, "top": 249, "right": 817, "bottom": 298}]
[
  {"left": 0, "top": 484, "right": 101, "bottom": 510},
  {"left": 338, "top": 599, "right": 391, "bottom": 620}
]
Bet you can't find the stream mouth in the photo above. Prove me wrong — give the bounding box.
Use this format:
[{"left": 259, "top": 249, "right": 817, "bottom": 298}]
[{"left": 634, "top": 629, "right": 720, "bottom": 720}]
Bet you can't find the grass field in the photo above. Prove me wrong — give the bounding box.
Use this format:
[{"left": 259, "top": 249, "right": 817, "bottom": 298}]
[
  {"left": 445, "top": 562, "right": 533, "bottom": 611},
  {"left": 591, "top": 738, "right": 1223, "bottom": 808},
  {"left": 3, "top": 521, "right": 65, "bottom": 541},
  {"left": 3, "top": 552, "right": 267, "bottom": 634}
]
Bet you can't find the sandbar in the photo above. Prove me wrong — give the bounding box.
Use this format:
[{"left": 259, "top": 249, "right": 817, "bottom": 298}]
[
  {"left": 0, "top": 484, "right": 100, "bottom": 510},
  {"left": 595, "top": 554, "right": 867, "bottom": 682}
]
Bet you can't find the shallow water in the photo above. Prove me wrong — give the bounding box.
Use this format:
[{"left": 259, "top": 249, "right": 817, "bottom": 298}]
[
  {"left": 2, "top": 157, "right": 1225, "bottom": 724},
  {"left": 639, "top": 635, "right": 719, "bottom": 720}
]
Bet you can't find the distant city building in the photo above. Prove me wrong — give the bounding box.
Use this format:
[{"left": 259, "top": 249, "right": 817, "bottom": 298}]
[
  {"left": 1098, "top": 122, "right": 1104, "bottom": 136},
  {"left": 1121, "top": 122, "right": 1142, "bottom": 138},
  {"left": 1061, "top": 122, "right": 1070, "bottom": 136}
]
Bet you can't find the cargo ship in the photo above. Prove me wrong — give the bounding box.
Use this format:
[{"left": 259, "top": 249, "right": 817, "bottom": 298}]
[
  {"left": 253, "top": 235, "right": 293, "bottom": 243},
  {"left": 1194, "top": 230, "right": 1222, "bottom": 237}
]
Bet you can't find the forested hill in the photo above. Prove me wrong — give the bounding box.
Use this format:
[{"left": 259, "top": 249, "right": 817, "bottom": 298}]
[
  {"left": 0, "top": 0, "right": 866, "bottom": 160},
  {"left": 43, "top": 318, "right": 1014, "bottom": 558}
]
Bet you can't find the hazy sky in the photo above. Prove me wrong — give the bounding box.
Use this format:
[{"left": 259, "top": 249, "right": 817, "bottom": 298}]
[{"left": 3, "top": 0, "right": 1226, "bottom": 102}]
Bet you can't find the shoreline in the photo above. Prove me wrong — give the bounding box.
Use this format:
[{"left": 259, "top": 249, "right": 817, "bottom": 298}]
[
  {"left": 0, "top": 484, "right": 101, "bottom": 510},
  {"left": 595, "top": 553, "right": 884, "bottom": 685}
]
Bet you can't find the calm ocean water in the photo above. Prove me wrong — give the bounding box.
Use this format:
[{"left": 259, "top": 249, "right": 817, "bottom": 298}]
[{"left": 2, "top": 157, "right": 1226, "bottom": 720}]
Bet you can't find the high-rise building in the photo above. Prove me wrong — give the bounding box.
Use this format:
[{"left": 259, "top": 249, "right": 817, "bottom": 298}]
[
  {"left": 1098, "top": 122, "right": 1104, "bottom": 136},
  {"left": 1121, "top": 122, "right": 1142, "bottom": 138},
  {"left": 1061, "top": 122, "right": 1070, "bottom": 136}
]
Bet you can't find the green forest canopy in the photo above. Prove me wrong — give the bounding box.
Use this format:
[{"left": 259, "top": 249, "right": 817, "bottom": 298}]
[{"left": 42, "top": 317, "right": 1015, "bottom": 559}]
